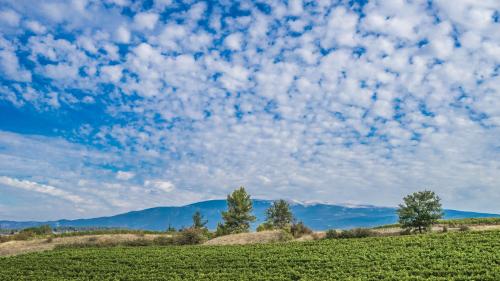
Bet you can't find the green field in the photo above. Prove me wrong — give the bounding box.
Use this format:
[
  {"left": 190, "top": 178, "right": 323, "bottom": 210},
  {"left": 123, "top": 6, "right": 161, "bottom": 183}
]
[{"left": 1, "top": 231, "right": 499, "bottom": 280}]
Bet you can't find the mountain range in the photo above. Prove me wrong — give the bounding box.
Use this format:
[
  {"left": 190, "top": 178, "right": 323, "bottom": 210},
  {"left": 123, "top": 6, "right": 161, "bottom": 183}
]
[{"left": 1, "top": 200, "right": 498, "bottom": 231}]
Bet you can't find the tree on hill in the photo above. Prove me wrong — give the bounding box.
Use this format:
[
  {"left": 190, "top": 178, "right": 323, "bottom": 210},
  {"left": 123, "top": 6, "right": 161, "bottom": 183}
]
[
  {"left": 166, "top": 224, "right": 177, "bottom": 233},
  {"left": 265, "top": 199, "right": 294, "bottom": 229},
  {"left": 192, "top": 211, "right": 208, "bottom": 229},
  {"left": 397, "top": 190, "right": 443, "bottom": 233},
  {"left": 217, "top": 187, "right": 256, "bottom": 235}
]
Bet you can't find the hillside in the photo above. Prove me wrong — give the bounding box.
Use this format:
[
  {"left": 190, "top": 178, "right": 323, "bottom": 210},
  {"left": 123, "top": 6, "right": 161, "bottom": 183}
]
[
  {"left": 0, "top": 230, "right": 498, "bottom": 280},
  {"left": 1, "top": 200, "right": 498, "bottom": 231}
]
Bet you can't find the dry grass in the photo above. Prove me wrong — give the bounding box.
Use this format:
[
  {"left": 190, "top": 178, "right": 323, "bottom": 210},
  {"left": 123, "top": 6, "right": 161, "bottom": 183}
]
[
  {"left": 204, "top": 230, "right": 290, "bottom": 246},
  {"left": 371, "top": 224, "right": 500, "bottom": 236},
  {"left": 3, "top": 224, "right": 499, "bottom": 256},
  {"left": 0, "top": 234, "right": 170, "bottom": 257}
]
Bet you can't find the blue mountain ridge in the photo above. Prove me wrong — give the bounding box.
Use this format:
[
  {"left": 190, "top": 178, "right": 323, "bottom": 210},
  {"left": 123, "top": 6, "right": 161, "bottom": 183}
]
[{"left": 1, "top": 199, "right": 498, "bottom": 231}]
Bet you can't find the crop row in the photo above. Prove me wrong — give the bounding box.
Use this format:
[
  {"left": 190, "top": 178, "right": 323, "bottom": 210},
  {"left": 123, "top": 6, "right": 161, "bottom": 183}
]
[{"left": 0, "top": 230, "right": 499, "bottom": 280}]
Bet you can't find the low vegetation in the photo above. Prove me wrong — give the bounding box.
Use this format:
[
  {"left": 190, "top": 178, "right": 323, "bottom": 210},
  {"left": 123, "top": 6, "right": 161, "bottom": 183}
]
[
  {"left": 326, "top": 228, "right": 377, "bottom": 239},
  {"left": 373, "top": 217, "right": 500, "bottom": 229},
  {"left": 1, "top": 230, "right": 498, "bottom": 280}
]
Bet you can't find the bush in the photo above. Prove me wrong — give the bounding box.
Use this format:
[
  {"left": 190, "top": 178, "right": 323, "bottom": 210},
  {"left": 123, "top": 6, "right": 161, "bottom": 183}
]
[
  {"left": 325, "top": 228, "right": 376, "bottom": 239},
  {"left": 122, "top": 239, "right": 153, "bottom": 247},
  {"left": 87, "top": 237, "right": 98, "bottom": 242},
  {"left": 153, "top": 236, "right": 174, "bottom": 246},
  {"left": 459, "top": 225, "right": 470, "bottom": 232},
  {"left": 290, "top": 221, "right": 312, "bottom": 238},
  {"left": 45, "top": 237, "right": 53, "bottom": 243},
  {"left": 13, "top": 231, "right": 33, "bottom": 241},
  {"left": 276, "top": 230, "right": 294, "bottom": 242},
  {"left": 325, "top": 229, "right": 339, "bottom": 239},
  {"left": 20, "top": 225, "right": 52, "bottom": 236},
  {"left": 442, "top": 226, "right": 448, "bottom": 233},
  {"left": 173, "top": 228, "right": 207, "bottom": 245},
  {"left": 256, "top": 222, "right": 274, "bottom": 232},
  {"left": 0, "top": 236, "right": 10, "bottom": 243}
]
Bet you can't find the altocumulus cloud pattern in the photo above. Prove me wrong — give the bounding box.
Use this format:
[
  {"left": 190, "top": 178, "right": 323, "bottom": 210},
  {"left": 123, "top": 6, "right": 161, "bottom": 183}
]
[{"left": 0, "top": 0, "right": 499, "bottom": 220}]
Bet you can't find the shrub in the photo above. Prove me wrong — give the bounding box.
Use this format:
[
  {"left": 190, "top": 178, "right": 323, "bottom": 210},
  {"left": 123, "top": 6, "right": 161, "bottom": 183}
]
[
  {"left": 13, "top": 231, "right": 33, "bottom": 241},
  {"left": 442, "top": 226, "right": 448, "bottom": 233},
  {"left": 20, "top": 225, "right": 52, "bottom": 236},
  {"left": 290, "top": 221, "right": 312, "bottom": 238},
  {"left": 153, "top": 236, "right": 174, "bottom": 246},
  {"left": 256, "top": 222, "right": 274, "bottom": 232},
  {"left": 173, "top": 228, "right": 207, "bottom": 245},
  {"left": 45, "top": 237, "right": 53, "bottom": 243},
  {"left": 122, "top": 239, "right": 153, "bottom": 247},
  {"left": 276, "top": 230, "right": 294, "bottom": 242},
  {"left": 326, "top": 229, "right": 339, "bottom": 239},
  {"left": 326, "top": 228, "right": 376, "bottom": 239},
  {"left": 459, "top": 225, "right": 470, "bottom": 232},
  {"left": 87, "top": 237, "right": 98, "bottom": 242},
  {"left": 0, "top": 236, "right": 10, "bottom": 243}
]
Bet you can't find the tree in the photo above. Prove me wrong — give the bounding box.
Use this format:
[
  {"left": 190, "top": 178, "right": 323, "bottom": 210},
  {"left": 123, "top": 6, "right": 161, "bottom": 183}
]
[
  {"left": 218, "top": 187, "right": 256, "bottom": 234},
  {"left": 265, "top": 199, "right": 294, "bottom": 229},
  {"left": 397, "top": 190, "right": 443, "bottom": 233},
  {"left": 166, "top": 224, "right": 177, "bottom": 233},
  {"left": 192, "top": 211, "right": 208, "bottom": 229}
]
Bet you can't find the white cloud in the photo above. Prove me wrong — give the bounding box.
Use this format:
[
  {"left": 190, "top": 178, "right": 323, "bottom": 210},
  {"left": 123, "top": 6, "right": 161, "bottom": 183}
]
[
  {"left": 1, "top": 0, "right": 500, "bottom": 219},
  {"left": 0, "top": 176, "right": 85, "bottom": 204},
  {"left": 25, "top": 20, "right": 47, "bottom": 34},
  {"left": 288, "top": 0, "right": 303, "bottom": 15},
  {"left": 100, "top": 65, "right": 123, "bottom": 83},
  {"left": 115, "top": 25, "right": 131, "bottom": 43},
  {"left": 224, "top": 33, "right": 243, "bottom": 51},
  {"left": 144, "top": 180, "right": 175, "bottom": 192},
  {"left": 116, "top": 171, "right": 135, "bottom": 180},
  {"left": 133, "top": 12, "right": 159, "bottom": 30},
  {"left": 0, "top": 50, "right": 32, "bottom": 82},
  {"left": 0, "top": 9, "right": 21, "bottom": 26}
]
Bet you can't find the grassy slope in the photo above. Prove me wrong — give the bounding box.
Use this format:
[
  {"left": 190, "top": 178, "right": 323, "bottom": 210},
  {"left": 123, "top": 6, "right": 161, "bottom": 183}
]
[
  {"left": 0, "top": 230, "right": 499, "bottom": 280},
  {"left": 373, "top": 217, "right": 500, "bottom": 229}
]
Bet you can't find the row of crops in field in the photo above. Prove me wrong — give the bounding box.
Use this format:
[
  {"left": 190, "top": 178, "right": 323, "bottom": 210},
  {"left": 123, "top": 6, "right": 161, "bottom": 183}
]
[
  {"left": 0, "top": 230, "right": 499, "bottom": 280},
  {"left": 373, "top": 217, "right": 500, "bottom": 229}
]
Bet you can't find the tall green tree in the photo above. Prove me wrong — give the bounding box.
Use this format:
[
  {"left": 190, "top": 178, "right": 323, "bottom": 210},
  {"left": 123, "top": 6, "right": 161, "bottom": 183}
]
[
  {"left": 192, "top": 211, "right": 208, "bottom": 229},
  {"left": 397, "top": 190, "right": 443, "bottom": 233},
  {"left": 217, "top": 187, "right": 256, "bottom": 235},
  {"left": 265, "top": 199, "right": 294, "bottom": 229}
]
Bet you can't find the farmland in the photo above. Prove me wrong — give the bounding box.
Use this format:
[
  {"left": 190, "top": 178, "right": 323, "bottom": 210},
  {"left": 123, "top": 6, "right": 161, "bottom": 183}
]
[{"left": 0, "top": 230, "right": 498, "bottom": 280}]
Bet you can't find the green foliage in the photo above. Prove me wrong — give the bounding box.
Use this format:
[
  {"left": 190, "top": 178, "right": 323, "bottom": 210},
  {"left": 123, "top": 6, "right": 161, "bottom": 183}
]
[
  {"left": 325, "top": 228, "right": 376, "bottom": 239},
  {"left": 289, "top": 221, "right": 312, "bottom": 238},
  {"left": 397, "top": 190, "right": 443, "bottom": 233},
  {"left": 173, "top": 228, "right": 208, "bottom": 245},
  {"left": 256, "top": 222, "right": 274, "bottom": 232},
  {"left": 0, "top": 225, "right": 54, "bottom": 243},
  {"left": 53, "top": 228, "right": 163, "bottom": 238},
  {"left": 373, "top": 217, "right": 500, "bottom": 229},
  {"left": 192, "top": 211, "right": 208, "bottom": 229},
  {"left": 440, "top": 217, "right": 500, "bottom": 227},
  {"left": 265, "top": 199, "right": 294, "bottom": 229},
  {"left": 166, "top": 224, "right": 177, "bottom": 233},
  {"left": 1, "top": 231, "right": 499, "bottom": 280},
  {"left": 459, "top": 225, "right": 470, "bottom": 232},
  {"left": 219, "top": 187, "right": 256, "bottom": 234},
  {"left": 20, "top": 225, "right": 52, "bottom": 236}
]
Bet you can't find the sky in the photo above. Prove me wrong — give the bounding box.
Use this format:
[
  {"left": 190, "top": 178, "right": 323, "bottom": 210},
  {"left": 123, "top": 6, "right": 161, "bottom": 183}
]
[{"left": 0, "top": 0, "right": 499, "bottom": 221}]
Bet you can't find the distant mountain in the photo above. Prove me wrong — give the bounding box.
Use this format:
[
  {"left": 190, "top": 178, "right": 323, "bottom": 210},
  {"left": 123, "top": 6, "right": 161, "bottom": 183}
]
[{"left": 1, "top": 199, "right": 498, "bottom": 231}]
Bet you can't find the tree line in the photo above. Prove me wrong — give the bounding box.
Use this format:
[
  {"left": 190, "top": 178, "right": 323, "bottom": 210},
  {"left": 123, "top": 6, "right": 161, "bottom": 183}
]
[{"left": 180, "top": 187, "right": 444, "bottom": 237}]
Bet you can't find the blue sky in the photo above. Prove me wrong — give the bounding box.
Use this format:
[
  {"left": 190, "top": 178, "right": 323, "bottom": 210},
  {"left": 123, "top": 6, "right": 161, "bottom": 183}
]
[{"left": 0, "top": 0, "right": 499, "bottom": 220}]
